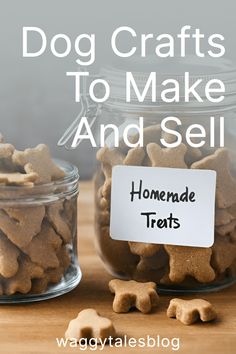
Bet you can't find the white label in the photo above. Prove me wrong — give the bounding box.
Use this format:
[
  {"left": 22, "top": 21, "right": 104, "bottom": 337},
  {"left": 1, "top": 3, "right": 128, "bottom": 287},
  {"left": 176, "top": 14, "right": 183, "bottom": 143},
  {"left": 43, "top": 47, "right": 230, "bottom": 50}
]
[{"left": 110, "top": 166, "right": 216, "bottom": 248}]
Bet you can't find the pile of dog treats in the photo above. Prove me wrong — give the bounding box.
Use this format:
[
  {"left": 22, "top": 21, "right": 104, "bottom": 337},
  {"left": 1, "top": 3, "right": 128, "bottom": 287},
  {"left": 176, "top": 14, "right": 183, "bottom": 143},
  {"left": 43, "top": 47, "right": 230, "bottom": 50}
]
[
  {"left": 95, "top": 122, "right": 236, "bottom": 286},
  {"left": 0, "top": 135, "right": 75, "bottom": 295}
]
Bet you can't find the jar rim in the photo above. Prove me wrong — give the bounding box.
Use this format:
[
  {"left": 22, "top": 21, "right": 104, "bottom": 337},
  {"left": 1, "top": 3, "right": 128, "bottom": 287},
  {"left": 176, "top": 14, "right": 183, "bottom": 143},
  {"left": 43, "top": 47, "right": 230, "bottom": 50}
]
[{"left": 0, "top": 159, "right": 79, "bottom": 204}]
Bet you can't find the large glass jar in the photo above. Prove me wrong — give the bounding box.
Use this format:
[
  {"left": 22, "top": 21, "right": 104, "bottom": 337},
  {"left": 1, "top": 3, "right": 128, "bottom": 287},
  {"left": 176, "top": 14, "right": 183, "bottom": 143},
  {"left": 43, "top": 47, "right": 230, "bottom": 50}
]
[
  {"left": 94, "top": 57, "right": 236, "bottom": 293},
  {"left": 0, "top": 159, "right": 81, "bottom": 303}
]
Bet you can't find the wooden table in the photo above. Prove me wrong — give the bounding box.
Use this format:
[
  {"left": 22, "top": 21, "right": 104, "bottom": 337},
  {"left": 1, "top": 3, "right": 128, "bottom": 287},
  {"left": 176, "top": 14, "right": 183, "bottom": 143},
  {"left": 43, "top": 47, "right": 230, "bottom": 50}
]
[{"left": 0, "top": 181, "right": 235, "bottom": 354}]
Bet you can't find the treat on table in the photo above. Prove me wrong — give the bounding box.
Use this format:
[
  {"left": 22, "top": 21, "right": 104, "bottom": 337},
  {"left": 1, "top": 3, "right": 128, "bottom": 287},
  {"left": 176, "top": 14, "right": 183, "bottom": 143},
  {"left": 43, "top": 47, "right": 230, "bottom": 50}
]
[
  {"left": 167, "top": 298, "right": 217, "bottom": 325},
  {"left": 65, "top": 309, "right": 116, "bottom": 342},
  {"left": 109, "top": 279, "right": 159, "bottom": 313}
]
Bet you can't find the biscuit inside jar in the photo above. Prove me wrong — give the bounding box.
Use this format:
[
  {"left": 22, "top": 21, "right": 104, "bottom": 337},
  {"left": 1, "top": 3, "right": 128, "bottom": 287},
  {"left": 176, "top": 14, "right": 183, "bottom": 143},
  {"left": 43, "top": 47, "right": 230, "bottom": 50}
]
[
  {"left": 0, "top": 138, "right": 77, "bottom": 296},
  {"left": 95, "top": 121, "right": 236, "bottom": 289}
]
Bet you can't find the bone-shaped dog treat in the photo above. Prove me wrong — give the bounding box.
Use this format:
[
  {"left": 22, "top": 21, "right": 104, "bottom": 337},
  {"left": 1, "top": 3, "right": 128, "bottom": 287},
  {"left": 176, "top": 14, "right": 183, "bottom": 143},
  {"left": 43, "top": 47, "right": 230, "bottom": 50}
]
[
  {"left": 47, "top": 201, "right": 71, "bottom": 243},
  {"left": 167, "top": 298, "right": 217, "bottom": 325},
  {"left": 0, "top": 232, "right": 20, "bottom": 278},
  {"left": 97, "top": 147, "right": 125, "bottom": 180},
  {"left": 65, "top": 309, "right": 116, "bottom": 342},
  {"left": 147, "top": 143, "right": 187, "bottom": 168},
  {"left": 13, "top": 144, "right": 65, "bottom": 184},
  {"left": 3, "top": 256, "right": 44, "bottom": 295},
  {"left": 128, "top": 242, "right": 161, "bottom": 257},
  {"left": 109, "top": 279, "right": 159, "bottom": 313},
  {"left": 212, "top": 236, "right": 236, "bottom": 273},
  {"left": 192, "top": 148, "right": 236, "bottom": 208},
  {"left": 97, "top": 147, "right": 125, "bottom": 168},
  {"left": 130, "top": 124, "right": 162, "bottom": 146},
  {"left": 0, "top": 172, "right": 38, "bottom": 186},
  {"left": 164, "top": 245, "right": 215, "bottom": 283},
  {"left": 0, "top": 206, "right": 45, "bottom": 248},
  {"left": 123, "top": 147, "right": 145, "bottom": 166},
  {"left": 23, "top": 222, "right": 62, "bottom": 269}
]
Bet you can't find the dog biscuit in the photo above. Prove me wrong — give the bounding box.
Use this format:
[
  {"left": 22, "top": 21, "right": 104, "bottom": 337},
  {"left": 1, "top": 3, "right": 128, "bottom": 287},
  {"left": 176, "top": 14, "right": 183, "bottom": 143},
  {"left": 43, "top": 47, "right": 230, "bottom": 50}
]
[
  {"left": 164, "top": 245, "right": 215, "bottom": 283},
  {"left": 147, "top": 143, "right": 187, "bottom": 168},
  {"left": 167, "top": 298, "right": 217, "bottom": 325},
  {"left": 13, "top": 144, "right": 65, "bottom": 184},
  {"left": 0, "top": 206, "right": 45, "bottom": 248},
  {"left": 109, "top": 279, "right": 159, "bottom": 313},
  {"left": 3, "top": 256, "right": 44, "bottom": 295},
  {"left": 65, "top": 309, "right": 116, "bottom": 342},
  {"left": 23, "top": 222, "right": 62, "bottom": 269},
  {"left": 0, "top": 172, "right": 38, "bottom": 186}
]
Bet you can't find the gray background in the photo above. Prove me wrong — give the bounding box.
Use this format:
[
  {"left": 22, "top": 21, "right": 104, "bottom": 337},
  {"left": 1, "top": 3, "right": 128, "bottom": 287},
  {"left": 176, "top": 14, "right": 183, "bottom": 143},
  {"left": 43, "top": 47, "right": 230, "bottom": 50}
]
[{"left": 1, "top": 0, "right": 236, "bottom": 178}]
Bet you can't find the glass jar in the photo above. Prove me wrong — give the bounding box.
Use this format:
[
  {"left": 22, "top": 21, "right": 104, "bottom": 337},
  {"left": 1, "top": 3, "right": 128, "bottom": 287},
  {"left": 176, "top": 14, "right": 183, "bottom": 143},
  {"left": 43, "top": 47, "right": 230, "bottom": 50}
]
[
  {"left": 0, "top": 159, "right": 81, "bottom": 303},
  {"left": 94, "top": 56, "right": 236, "bottom": 293}
]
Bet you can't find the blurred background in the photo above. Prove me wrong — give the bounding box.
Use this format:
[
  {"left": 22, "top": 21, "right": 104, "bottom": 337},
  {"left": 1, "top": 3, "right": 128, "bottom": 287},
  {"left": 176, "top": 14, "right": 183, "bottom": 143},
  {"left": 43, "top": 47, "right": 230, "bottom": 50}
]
[{"left": 0, "top": 0, "right": 236, "bottom": 178}]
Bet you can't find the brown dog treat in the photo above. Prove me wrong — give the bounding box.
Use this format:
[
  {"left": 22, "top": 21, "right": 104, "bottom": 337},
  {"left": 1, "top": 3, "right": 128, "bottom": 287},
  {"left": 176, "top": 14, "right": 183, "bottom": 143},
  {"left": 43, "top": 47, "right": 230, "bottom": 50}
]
[
  {"left": 65, "top": 309, "right": 116, "bottom": 342},
  {"left": 3, "top": 256, "right": 44, "bottom": 295},
  {"left": 123, "top": 147, "right": 145, "bottom": 166},
  {"left": 212, "top": 236, "right": 236, "bottom": 273},
  {"left": 128, "top": 242, "right": 160, "bottom": 257},
  {"left": 0, "top": 172, "right": 38, "bottom": 186},
  {"left": 97, "top": 147, "right": 125, "bottom": 168},
  {"left": 13, "top": 144, "right": 65, "bottom": 184},
  {"left": 0, "top": 206, "right": 45, "bottom": 248},
  {"left": 164, "top": 245, "right": 215, "bottom": 283},
  {"left": 130, "top": 124, "right": 162, "bottom": 146},
  {"left": 109, "top": 279, "right": 159, "bottom": 313},
  {"left": 216, "top": 219, "right": 236, "bottom": 236},
  {"left": 167, "top": 298, "right": 217, "bottom": 325},
  {"left": 0, "top": 232, "right": 20, "bottom": 278},
  {"left": 47, "top": 201, "right": 71, "bottom": 243},
  {"left": 192, "top": 148, "right": 236, "bottom": 208},
  {"left": 147, "top": 143, "right": 187, "bottom": 168},
  {"left": 95, "top": 226, "right": 138, "bottom": 276},
  {"left": 23, "top": 222, "right": 62, "bottom": 269}
]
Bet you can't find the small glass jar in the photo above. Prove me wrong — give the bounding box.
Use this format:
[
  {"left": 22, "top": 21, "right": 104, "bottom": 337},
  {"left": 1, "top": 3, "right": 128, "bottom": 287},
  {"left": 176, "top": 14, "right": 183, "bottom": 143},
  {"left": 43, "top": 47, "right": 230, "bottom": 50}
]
[
  {"left": 0, "top": 159, "right": 81, "bottom": 303},
  {"left": 94, "top": 56, "right": 236, "bottom": 293}
]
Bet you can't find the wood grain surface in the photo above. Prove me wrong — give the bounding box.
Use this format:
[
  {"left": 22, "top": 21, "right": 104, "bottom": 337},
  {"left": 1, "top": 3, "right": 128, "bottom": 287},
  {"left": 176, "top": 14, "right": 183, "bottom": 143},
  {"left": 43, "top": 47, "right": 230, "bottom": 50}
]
[{"left": 0, "top": 181, "right": 235, "bottom": 354}]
